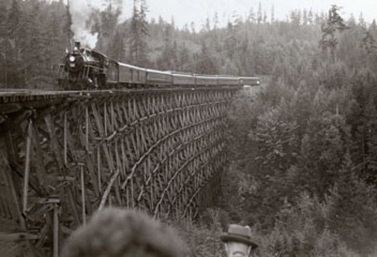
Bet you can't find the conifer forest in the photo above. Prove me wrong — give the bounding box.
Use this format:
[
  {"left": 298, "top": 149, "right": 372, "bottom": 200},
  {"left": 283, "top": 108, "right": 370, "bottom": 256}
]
[{"left": 1, "top": 0, "right": 377, "bottom": 256}]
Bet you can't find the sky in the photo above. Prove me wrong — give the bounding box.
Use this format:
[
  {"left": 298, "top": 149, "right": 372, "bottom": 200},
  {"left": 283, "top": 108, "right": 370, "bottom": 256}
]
[
  {"left": 108, "top": 0, "right": 377, "bottom": 29},
  {"left": 65, "top": 0, "right": 377, "bottom": 47}
]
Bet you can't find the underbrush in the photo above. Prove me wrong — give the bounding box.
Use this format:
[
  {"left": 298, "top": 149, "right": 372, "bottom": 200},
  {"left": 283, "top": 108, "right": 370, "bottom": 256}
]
[{"left": 169, "top": 206, "right": 375, "bottom": 257}]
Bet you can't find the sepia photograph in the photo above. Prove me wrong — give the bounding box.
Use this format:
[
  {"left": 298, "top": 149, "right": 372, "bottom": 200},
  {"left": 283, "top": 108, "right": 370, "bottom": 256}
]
[{"left": 0, "top": 0, "right": 377, "bottom": 256}]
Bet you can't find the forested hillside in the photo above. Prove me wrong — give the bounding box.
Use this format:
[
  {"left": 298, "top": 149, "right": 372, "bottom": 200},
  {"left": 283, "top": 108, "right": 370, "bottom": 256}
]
[
  {"left": 0, "top": 0, "right": 72, "bottom": 88},
  {"left": 2, "top": 0, "right": 377, "bottom": 256},
  {"left": 223, "top": 7, "right": 377, "bottom": 257}
]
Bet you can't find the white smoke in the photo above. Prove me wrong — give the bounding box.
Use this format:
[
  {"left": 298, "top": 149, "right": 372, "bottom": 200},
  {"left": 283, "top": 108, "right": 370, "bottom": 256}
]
[{"left": 69, "top": 0, "right": 127, "bottom": 49}]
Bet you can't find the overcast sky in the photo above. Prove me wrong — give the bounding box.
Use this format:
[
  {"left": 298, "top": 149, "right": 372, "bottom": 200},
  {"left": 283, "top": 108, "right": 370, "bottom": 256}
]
[
  {"left": 113, "top": 0, "right": 377, "bottom": 29},
  {"left": 70, "top": 0, "right": 377, "bottom": 30}
]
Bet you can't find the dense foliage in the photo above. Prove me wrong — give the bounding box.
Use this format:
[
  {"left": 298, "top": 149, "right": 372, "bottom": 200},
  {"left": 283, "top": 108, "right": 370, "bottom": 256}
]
[
  {"left": 2, "top": 0, "right": 370, "bottom": 87},
  {"left": 224, "top": 8, "right": 377, "bottom": 257},
  {"left": 0, "top": 0, "right": 72, "bottom": 88},
  {"left": 2, "top": 0, "right": 377, "bottom": 256}
]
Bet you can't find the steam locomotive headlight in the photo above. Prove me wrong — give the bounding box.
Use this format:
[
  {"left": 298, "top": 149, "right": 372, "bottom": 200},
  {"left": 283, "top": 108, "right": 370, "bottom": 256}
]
[{"left": 69, "top": 56, "right": 75, "bottom": 62}]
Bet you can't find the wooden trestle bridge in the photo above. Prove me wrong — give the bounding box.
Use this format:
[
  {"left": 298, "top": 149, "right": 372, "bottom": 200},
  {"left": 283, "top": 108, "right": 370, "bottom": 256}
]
[{"left": 0, "top": 87, "right": 245, "bottom": 256}]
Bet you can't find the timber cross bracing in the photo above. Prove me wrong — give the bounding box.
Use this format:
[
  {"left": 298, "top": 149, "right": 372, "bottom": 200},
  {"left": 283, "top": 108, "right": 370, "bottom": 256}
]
[{"left": 0, "top": 88, "right": 237, "bottom": 255}]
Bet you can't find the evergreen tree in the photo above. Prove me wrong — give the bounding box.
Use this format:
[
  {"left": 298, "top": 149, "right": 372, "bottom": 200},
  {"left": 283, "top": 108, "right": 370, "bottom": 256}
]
[
  {"left": 6, "top": 0, "right": 23, "bottom": 87},
  {"left": 270, "top": 5, "right": 275, "bottom": 23},
  {"left": 362, "top": 31, "right": 377, "bottom": 53},
  {"left": 195, "top": 42, "right": 218, "bottom": 74},
  {"left": 319, "top": 5, "right": 349, "bottom": 63},
  {"left": 176, "top": 44, "right": 190, "bottom": 71},
  {"left": 326, "top": 154, "right": 377, "bottom": 255},
  {"left": 213, "top": 12, "right": 219, "bottom": 29},
  {"left": 224, "top": 22, "right": 237, "bottom": 59},
  {"left": 263, "top": 11, "right": 267, "bottom": 24},
  {"left": 370, "top": 20, "right": 377, "bottom": 34},
  {"left": 358, "top": 12, "right": 366, "bottom": 29},
  {"left": 157, "top": 24, "right": 177, "bottom": 70},
  {"left": 128, "top": 0, "right": 149, "bottom": 66},
  {"left": 93, "top": 5, "right": 120, "bottom": 53},
  {"left": 247, "top": 8, "right": 256, "bottom": 23},
  {"left": 7, "top": 0, "right": 21, "bottom": 45},
  {"left": 308, "top": 9, "right": 314, "bottom": 25},
  {"left": 190, "top": 22, "right": 195, "bottom": 33},
  {"left": 0, "top": 2, "right": 6, "bottom": 38},
  {"left": 63, "top": 1, "right": 73, "bottom": 49},
  {"left": 257, "top": 2, "right": 262, "bottom": 24},
  {"left": 0, "top": 1, "right": 7, "bottom": 87},
  {"left": 290, "top": 9, "right": 301, "bottom": 26},
  {"left": 25, "top": 1, "right": 44, "bottom": 78},
  {"left": 49, "top": 14, "right": 64, "bottom": 68},
  {"left": 303, "top": 9, "right": 308, "bottom": 25},
  {"left": 202, "top": 17, "right": 210, "bottom": 32},
  {"left": 108, "top": 29, "right": 125, "bottom": 61}
]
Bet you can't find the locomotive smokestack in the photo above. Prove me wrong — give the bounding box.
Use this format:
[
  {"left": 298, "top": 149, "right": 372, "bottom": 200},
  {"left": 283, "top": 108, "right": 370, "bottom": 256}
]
[{"left": 75, "top": 41, "right": 81, "bottom": 49}]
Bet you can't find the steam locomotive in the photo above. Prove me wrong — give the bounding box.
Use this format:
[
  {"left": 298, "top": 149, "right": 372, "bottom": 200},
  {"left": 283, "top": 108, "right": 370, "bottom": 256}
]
[{"left": 58, "top": 42, "right": 260, "bottom": 90}]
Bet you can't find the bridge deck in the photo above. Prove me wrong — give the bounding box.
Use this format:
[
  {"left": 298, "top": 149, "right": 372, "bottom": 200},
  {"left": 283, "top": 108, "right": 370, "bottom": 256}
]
[{"left": 0, "top": 87, "right": 240, "bottom": 102}]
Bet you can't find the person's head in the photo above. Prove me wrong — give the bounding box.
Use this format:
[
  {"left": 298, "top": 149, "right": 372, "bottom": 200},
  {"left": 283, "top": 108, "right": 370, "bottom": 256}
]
[
  {"left": 220, "top": 224, "right": 258, "bottom": 257},
  {"left": 61, "top": 207, "right": 185, "bottom": 257}
]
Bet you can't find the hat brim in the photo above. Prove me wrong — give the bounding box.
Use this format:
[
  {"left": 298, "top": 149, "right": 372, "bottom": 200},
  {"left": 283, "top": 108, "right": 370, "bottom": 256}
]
[{"left": 220, "top": 234, "right": 258, "bottom": 249}]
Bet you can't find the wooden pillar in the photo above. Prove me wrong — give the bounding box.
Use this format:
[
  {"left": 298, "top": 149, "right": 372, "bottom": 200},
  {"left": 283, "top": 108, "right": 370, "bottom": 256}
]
[
  {"left": 64, "top": 111, "right": 68, "bottom": 164},
  {"left": 97, "top": 146, "right": 102, "bottom": 193},
  {"left": 85, "top": 106, "right": 89, "bottom": 152},
  {"left": 80, "top": 164, "right": 86, "bottom": 226},
  {"left": 53, "top": 201, "right": 60, "bottom": 257},
  {"left": 22, "top": 119, "right": 33, "bottom": 213}
]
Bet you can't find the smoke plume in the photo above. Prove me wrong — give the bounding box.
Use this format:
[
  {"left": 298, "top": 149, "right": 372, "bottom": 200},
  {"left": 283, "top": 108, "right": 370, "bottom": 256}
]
[{"left": 69, "top": 0, "right": 127, "bottom": 49}]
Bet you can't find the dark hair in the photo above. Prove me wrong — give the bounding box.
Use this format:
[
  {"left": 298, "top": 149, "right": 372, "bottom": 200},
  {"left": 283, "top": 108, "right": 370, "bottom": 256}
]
[{"left": 61, "top": 208, "right": 185, "bottom": 257}]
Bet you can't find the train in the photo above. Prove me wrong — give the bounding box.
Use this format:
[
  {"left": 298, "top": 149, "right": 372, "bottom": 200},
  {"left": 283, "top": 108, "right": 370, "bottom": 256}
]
[{"left": 58, "top": 42, "right": 260, "bottom": 90}]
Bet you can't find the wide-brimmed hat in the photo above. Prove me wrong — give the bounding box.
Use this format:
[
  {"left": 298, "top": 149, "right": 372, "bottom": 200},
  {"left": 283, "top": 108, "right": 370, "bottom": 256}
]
[{"left": 220, "top": 224, "right": 258, "bottom": 249}]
